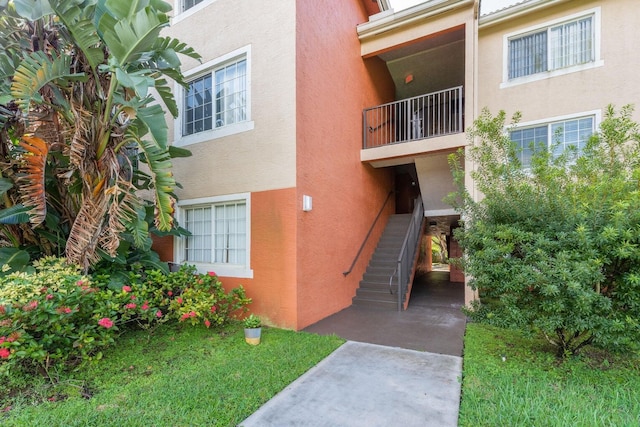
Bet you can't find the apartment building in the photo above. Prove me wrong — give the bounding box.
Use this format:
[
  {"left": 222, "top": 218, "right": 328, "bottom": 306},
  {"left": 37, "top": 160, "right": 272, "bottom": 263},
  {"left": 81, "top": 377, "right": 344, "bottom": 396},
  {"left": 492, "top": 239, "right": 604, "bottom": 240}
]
[{"left": 156, "top": 0, "right": 639, "bottom": 329}]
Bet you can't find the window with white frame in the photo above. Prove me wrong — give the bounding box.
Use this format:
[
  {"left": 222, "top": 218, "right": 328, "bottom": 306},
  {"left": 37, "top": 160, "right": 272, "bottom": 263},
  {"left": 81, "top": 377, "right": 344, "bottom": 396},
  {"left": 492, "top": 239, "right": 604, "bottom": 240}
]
[
  {"left": 510, "top": 115, "right": 595, "bottom": 168},
  {"left": 177, "top": 194, "right": 251, "bottom": 277},
  {"left": 176, "top": 46, "right": 252, "bottom": 146},
  {"left": 503, "top": 8, "right": 602, "bottom": 86},
  {"left": 183, "top": 56, "right": 247, "bottom": 136}
]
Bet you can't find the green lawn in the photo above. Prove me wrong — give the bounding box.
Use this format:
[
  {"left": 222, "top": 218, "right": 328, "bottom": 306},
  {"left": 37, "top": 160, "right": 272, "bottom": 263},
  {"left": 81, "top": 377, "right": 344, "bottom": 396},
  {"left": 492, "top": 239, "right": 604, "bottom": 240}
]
[
  {"left": 459, "top": 323, "right": 640, "bottom": 426},
  {"left": 1, "top": 323, "right": 344, "bottom": 427}
]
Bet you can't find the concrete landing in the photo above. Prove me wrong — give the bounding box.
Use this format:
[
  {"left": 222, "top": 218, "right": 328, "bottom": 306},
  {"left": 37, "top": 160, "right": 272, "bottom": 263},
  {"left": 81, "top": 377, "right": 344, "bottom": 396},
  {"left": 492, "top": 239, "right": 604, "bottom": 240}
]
[{"left": 239, "top": 341, "right": 462, "bottom": 427}]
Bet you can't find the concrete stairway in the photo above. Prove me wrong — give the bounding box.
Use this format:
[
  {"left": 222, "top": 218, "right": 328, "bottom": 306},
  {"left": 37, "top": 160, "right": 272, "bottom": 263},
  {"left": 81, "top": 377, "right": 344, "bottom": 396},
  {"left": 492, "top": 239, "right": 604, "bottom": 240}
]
[{"left": 352, "top": 214, "right": 412, "bottom": 309}]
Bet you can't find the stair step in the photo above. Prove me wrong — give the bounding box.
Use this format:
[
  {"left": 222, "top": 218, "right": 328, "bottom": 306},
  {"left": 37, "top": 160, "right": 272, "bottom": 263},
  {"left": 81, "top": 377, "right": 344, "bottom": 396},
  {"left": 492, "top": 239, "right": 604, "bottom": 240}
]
[
  {"left": 358, "top": 281, "right": 397, "bottom": 291},
  {"left": 355, "top": 288, "right": 397, "bottom": 302},
  {"left": 351, "top": 297, "right": 398, "bottom": 310}
]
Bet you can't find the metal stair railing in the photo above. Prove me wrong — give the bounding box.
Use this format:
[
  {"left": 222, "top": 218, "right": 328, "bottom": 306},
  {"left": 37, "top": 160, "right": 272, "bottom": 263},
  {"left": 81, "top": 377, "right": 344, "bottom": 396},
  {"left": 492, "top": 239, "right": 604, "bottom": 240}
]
[{"left": 394, "top": 195, "right": 424, "bottom": 311}]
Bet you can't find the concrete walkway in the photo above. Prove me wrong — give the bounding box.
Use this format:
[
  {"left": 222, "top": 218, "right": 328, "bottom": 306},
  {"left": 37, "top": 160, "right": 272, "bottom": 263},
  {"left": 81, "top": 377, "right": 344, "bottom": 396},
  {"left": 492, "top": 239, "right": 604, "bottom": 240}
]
[
  {"left": 239, "top": 271, "right": 466, "bottom": 426},
  {"left": 239, "top": 342, "right": 462, "bottom": 427}
]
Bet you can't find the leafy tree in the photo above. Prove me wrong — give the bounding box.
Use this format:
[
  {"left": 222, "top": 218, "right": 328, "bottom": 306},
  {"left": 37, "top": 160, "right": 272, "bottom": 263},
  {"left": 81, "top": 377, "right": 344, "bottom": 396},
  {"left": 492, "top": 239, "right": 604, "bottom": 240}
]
[
  {"left": 0, "top": 0, "right": 198, "bottom": 272},
  {"left": 448, "top": 105, "right": 640, "bottom": 357}
]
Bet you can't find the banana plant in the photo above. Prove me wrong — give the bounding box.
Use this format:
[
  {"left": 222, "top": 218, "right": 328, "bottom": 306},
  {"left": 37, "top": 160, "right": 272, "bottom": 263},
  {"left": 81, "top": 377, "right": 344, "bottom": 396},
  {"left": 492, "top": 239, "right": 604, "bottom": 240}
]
[{"left": 0, "top": 0, "right": 198, "bottom": 271}]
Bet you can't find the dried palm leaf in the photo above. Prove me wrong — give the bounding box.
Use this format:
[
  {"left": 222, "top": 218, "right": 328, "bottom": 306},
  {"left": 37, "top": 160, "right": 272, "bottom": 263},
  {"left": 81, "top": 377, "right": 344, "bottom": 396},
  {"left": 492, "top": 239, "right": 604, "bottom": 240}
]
[{"left": 18, "top": 134, "right": 48, "bottom": 226}]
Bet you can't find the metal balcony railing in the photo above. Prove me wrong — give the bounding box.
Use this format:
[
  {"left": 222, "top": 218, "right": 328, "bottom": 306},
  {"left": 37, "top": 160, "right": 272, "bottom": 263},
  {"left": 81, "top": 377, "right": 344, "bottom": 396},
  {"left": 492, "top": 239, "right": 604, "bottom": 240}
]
[{"left": 363, "top": 86, "right": 464, "bottom": 149}]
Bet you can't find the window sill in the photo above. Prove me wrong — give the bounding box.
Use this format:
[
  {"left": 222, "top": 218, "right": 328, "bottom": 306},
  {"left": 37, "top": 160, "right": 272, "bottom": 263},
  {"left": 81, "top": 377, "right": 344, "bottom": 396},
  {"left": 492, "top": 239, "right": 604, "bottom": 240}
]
[
  {"left": 174, "top": 121, "right": 254, "bottom": 147},
  {"left": 176, "top": 262, "right": 254, "bottom": 279},
  {"left": 500, "top": 60, "right": 604, "bottom": 89}
]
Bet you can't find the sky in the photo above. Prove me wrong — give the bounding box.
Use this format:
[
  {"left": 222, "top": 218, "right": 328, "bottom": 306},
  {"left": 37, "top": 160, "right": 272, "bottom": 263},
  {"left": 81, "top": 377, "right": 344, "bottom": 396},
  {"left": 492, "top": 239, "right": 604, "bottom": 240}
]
[{"left": 390, "top": 0, "right": 515, "bottom": 14}]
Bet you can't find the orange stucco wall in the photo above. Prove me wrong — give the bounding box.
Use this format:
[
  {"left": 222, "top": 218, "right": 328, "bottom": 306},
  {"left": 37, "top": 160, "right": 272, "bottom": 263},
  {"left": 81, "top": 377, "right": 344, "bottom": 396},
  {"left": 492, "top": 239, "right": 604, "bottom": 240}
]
[
  {"left": 212, "top": 188, "right": 299, "bottom": 329},
  {"left": 294, "top": 0, "right": 396, "bottom": 329}
]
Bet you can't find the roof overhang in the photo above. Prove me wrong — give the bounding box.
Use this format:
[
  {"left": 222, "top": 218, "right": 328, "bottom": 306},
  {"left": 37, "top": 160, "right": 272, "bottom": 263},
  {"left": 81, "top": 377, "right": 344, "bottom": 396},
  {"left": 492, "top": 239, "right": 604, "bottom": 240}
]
[
  {"left": 358, "top": 0, "right": 477, "bottom": 41},
  {"left": 479, "top": 0, "right": 571, "bottom": 29}
]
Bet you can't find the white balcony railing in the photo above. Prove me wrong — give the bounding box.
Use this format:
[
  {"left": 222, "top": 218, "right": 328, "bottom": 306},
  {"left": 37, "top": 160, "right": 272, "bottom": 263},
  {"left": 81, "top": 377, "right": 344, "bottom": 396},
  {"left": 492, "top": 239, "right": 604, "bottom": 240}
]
[{"left": 363, "top": 86, "right": 463, "bottom": 149}]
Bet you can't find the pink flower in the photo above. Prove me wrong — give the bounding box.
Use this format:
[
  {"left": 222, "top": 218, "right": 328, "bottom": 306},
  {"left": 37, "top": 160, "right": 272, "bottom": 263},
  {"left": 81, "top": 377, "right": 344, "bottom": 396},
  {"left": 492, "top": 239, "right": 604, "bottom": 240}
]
[
  {"left": 6, "top": 333, "right": 19, "bottom": 342},
  {"left": 0, "top": 337, "right": 5, "bottom": 345},
  {"left": 122, "top": 286, "right": 132, "bottom": 293},
  {"left": 189, "top": 311, "right": 196, "bottom": 317},
  {"left": 208, "top": 271, "right": 217, "bottom": 277},
  {"left": 180, "top": 313, "right": 190, "bottom": 321},
  {"left": 210, "top": 306, "right": 217, "bottom": 313},
  {"left": 204, "top": 319, "right": 211, "bottom": 328},
  {"left": 98, "top": 318, "right": 114, "bottom": 329},
  {"left": 76, "top": 280, "right": 84, "bottom": 286},
  {"left": 62, "top": 307, "right": 72, "bottom": 314},
  {"left": 155, "top": 310, "right": 162, "bottom": 318},
  {"left": 125, "top": 303, "right": 137, "bottom": 309},
  {"left": 141, "top": 301, "right": 149, "bottom": 310},
  {"left": 130, "top": 295, "right": 136, "bottom": 300},
  {"left": 176, "top": 297, "right": 183, "bottom": 304},
  {"left": 0, "top": 348, "right": 10, "bottom": 359},
  {"left": 46, "top": 294, "right": 54, "bottom": 300},
  {"left": 167, "top": 291, "right": 173, "bottom": 296}
]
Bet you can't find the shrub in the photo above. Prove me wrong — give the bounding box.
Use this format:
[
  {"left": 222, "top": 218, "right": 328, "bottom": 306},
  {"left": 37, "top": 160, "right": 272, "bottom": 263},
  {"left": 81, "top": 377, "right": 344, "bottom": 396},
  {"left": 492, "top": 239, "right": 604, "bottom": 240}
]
[
  {"left": 448, "top": 105, "right": 640, "bottom": 357},
  {"left": 0, "top": 259, "right": 251, "bottom": 378}
]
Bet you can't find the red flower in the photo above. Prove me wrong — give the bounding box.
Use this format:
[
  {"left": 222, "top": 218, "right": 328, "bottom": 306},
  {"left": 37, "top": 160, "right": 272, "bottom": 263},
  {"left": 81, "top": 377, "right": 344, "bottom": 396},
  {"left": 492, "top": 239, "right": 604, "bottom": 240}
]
[
  {"left": 155, "top": 310, "right": 162, "bottom": 318},
  {"left": 204, "top": 319, "right": 211, "bottom": 328},
  {"left": 6, "top": 333, "right": 19, "bottom": 342},
  {"left": 167, "top": 291, "right": 173, "bottom": 296},
  {"left": 130, "top": 294, "right": 136, "bottom": 300},
  {"left": 23, "top": 300, "right": 38, "bottom": 311},
  {"left": 189, "top": 311, "right": 196, "bottom": 317},
  {"left": 141, "top": 301, "right": 149, "bottom": 310},
  {"left": 98, "top": 318, "right": 114, "bottom": 329},
  {"left": 46, "top": 294, "right": 54, "bottom": 300},
  {"left": 125, "top": 303, "right": 137, "bottom": 309},
  {"left": 0, "top": 305, "right": 5, "bottom": 314},
  {"left": 176, "top": 297, "right": 183, "bottom": 304},
  {"left": 0, "top": 337, "right": 5, "bottom": 345},
  {"left": 208, "top": 271, "right": 217, "bottom": 277},
  {"left": 122, "top": 285, "right": 132, "bottom": 293},
  {"left": 0, "top": 348, "right": 10, "bottom": 359},
  {"left": 76, "top": 280, "right": 84, "bottom": 286},
  {"left": 62, "top": 307, "right": 72, "bottom": 314},
  {"left": 180, "top": 313, "right": 190, "bottom": 321},
  {"left": 210, "top": 306, "right": 217, "bottom": 313}
]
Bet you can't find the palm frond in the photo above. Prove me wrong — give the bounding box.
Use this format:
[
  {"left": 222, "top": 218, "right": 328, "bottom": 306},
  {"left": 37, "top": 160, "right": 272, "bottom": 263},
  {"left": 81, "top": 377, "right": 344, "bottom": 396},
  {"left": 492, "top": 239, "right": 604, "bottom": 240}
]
[
  {"left": 18, "top": 135, "right": 48, "bottom": 226},
  {"left": 135, "top": 135, "right": 175, "bottom": 232},
  {"left": 153, "top": 36, "right": 202, "bottom": 62},
  {"left": 11, "top": 51, "right": 86, "bottom": 112}
]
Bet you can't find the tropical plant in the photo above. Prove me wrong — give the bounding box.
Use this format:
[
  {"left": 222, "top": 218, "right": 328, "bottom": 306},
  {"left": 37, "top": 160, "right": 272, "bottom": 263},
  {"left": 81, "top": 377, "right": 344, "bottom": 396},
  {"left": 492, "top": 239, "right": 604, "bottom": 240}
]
[
  {"left": 448, "top": 105, "right": 640, "bottom": 357},
  {"left": 0, "top": 0, "right": 198, "bottom": 272},
  {"left": 243, "top": 314, "right": 261, "bottom": 329}
]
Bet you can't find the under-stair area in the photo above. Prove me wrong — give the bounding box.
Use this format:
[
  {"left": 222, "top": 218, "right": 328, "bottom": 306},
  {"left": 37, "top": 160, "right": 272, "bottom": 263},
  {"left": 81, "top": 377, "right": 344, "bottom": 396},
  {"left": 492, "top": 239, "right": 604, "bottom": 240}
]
[{"left": 352, "top": 214, "right": 414, "bottom": 310}]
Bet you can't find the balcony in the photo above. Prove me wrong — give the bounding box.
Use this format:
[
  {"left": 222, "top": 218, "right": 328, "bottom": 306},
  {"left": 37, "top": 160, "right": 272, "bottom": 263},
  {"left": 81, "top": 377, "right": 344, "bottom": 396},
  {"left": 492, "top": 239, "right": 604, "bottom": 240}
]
[{"left": 363, "top": 86, "right": 463, "bottom": 149}]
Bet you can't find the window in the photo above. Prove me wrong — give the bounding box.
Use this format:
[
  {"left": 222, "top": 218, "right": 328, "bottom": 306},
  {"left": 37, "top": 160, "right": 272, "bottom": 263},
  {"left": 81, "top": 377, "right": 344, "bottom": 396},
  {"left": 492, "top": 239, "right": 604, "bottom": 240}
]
[
  {"left": 176, "top": 194, "right": 252, "bottom": 278},
  {"left": 175, "top": 46, "right": 253, "bottom": 146},
  {"left": 502, "top": 8, "right": 602, "bottom": 87},
  {"left": 183, "top": 57, "right": 247, "bottom": 136},
  {"left": 510, "top": 115, "right": 595, "bottom": 168},
  {"left": 183, "top": 0, "right": 205, "bottom": 12}
]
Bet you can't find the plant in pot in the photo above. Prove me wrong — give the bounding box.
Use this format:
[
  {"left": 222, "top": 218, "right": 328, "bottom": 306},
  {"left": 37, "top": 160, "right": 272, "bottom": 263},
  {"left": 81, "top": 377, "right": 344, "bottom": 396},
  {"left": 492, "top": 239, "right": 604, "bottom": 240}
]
[{"left": 243, "top": 314, "right": 262, "bottom": 345}]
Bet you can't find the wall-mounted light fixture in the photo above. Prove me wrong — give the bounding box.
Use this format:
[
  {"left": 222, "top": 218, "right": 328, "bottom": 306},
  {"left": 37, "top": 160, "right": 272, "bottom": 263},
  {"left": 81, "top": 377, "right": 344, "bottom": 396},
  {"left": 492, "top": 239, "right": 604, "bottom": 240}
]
[
  {"left": 405, "top": 74, "right": 414, "bottom": 84},
  {"left": 302, "top": 195, "right": 313, "bottom": 212}
]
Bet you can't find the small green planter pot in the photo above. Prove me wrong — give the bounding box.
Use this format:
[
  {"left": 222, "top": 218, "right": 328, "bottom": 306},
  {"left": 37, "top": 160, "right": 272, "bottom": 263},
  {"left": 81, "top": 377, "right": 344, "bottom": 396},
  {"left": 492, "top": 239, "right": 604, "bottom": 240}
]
[{"left": 244, "top": 327, "right": 262, "bottom": 345}]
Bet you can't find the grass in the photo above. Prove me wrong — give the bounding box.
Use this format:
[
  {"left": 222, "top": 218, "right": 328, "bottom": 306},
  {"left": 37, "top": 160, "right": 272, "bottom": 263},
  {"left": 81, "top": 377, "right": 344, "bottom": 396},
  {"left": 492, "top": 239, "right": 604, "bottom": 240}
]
[
  {"left": 1, "top": 323, "right": 344, "bottom": 427},
  {"left": 459, "top": 323, "right": 640, "bottom": 426}
]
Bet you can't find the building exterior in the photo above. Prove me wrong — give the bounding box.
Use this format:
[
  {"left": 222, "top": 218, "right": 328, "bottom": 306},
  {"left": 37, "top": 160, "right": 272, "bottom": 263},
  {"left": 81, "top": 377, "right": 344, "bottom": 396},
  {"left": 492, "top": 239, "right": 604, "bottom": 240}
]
[{"left": 157, "top": 0, "right": 640, "bottom": 330}]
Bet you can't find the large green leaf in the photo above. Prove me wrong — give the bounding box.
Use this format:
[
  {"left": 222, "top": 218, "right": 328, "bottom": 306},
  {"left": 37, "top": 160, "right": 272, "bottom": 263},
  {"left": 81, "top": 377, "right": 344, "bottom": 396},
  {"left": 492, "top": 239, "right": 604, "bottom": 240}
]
[
  {"left": 0, "top": 204, "right": 31, "bottom": 224},
  {"left": 154, "top": 77, "right": 178, "bottom": 117},
  {"left": 0, "top": 177, "right": 13, "bottom": 196},
  {"left": 13, "top": 0, "right": 53, "bottom": 20},
  {"left": 99, "top": 4, "right": 167, "bottom": 66},
  {"left": 136, "top": 105, "right": 168, "bottom": 150},
  {"left": 0, "top": 247, "right": 30, "bottom": 273},
  {"left": 51, "top": 0, "right": 104, "bottom": 69}
]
